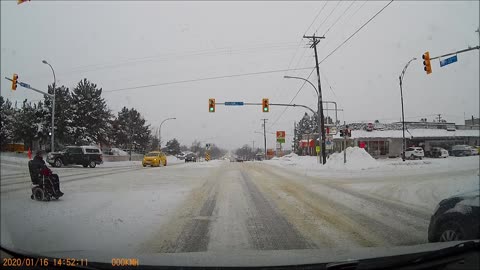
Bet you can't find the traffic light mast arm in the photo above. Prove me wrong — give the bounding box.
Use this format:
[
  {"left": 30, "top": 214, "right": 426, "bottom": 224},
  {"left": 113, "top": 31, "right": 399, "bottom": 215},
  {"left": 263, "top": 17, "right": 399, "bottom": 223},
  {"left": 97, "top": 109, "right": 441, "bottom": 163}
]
[
  {"left": 429, "top": 45, "right": 480, "bottom": 60},
  {"left": 4, "top": 77, "right": 53, "bottom": 97}
]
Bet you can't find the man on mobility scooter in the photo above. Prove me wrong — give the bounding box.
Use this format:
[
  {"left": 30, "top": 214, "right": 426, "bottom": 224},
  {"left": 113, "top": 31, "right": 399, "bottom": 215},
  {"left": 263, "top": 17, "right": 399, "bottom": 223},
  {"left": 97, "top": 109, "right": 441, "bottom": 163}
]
[{"left": 28, "top": 150, "right": 64, "bottom": 201}]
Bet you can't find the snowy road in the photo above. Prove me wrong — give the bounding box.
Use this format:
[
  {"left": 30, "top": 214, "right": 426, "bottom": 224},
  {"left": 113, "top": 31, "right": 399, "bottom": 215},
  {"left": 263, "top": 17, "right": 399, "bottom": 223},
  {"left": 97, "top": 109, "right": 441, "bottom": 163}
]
[{"left": 1, "top": 156, "right": 478, "bottom": 258}]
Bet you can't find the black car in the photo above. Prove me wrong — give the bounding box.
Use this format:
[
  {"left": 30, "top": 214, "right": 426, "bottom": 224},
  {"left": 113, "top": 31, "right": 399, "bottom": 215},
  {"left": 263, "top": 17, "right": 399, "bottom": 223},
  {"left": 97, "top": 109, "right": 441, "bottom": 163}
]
[
  {"left": 185, "top": 153, "right": 197, "bottom": 162},
  {"left": 428, "top": 190, "right": 480, "bottom": 242},
  {"left": 47, "top": 146, "right": 103, "bottom": 168}
]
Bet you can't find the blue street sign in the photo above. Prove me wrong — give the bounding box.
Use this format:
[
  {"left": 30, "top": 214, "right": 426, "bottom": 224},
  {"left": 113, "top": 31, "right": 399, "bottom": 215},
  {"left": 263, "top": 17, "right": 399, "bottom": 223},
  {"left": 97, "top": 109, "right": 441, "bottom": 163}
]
[
  {"left": 225, "top": 101, "right": 244, "bottom": 106},
  {"left": 440, "top": 55, "right": 457, "bottom": 67},
  {"left": 18, "top": 82, "right": 30, "bottom": 88}
]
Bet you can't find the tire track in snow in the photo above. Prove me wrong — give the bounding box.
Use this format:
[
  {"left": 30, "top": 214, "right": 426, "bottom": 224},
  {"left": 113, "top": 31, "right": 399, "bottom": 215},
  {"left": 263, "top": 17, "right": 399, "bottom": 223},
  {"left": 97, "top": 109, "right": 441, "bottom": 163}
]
[{"left": 239, "top": 167, "right": 314, "bottom": 250}]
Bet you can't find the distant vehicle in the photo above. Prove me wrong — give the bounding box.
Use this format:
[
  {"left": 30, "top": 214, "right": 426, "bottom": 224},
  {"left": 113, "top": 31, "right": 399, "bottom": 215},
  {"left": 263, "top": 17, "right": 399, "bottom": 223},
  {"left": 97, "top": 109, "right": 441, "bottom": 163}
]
[
  {"left": 185, "top": 153, "right": 197, "bottom": 162},
  {"left": 468, "top": 146, "right": 478, "bottom": 156},
  {"left": 451, "top": 145, "right": 473, "bottom": 157},
  {"left": 428, "top": 147, "right": 449, "bottom": 158},
  {"left": 428, "top": 191, "right": 479, "bottom": 242},
  {"left": 236, "top": 157, "right": 244, "bottom": 162},
  {"left": 142, "top": 151, "right": 167, "bottom": 167},
  {"left": 404, "top": 147, "right": 424, "bottom": 160},
  {"left": 176, "top": 152, "right": 186, "bottom": 160},
  {"left": 47, "top": 146, "right": 103, "bottom": 168}
]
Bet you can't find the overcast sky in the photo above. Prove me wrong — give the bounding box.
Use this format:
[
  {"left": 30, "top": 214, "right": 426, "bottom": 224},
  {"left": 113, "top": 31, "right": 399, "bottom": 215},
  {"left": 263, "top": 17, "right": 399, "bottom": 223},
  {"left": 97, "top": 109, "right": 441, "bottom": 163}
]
[{"left": 1, "top": 1, "right": 479, "bottom": 150}]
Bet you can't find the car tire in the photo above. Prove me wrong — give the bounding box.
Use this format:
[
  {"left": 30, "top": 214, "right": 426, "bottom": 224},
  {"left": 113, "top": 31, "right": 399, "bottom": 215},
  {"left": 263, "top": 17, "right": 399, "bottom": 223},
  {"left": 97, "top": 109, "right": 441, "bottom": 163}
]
[
  {"left": 54, "top": 158, "right": 63, "bottom": 168},
  {"left": 142, "top": 164, "right": 146, "bottom": 167},
  {"left": 164, "top": 160, "right": 167, "bottom": 166},
  {"left": 83, "top": 164, "right": 88, "bottom": 168},
  {"left": 437, "top": 221, "right": 466, "bottom": 242},
  {"left": 89, "top": 161, "right": 96, "bottom": 168}
]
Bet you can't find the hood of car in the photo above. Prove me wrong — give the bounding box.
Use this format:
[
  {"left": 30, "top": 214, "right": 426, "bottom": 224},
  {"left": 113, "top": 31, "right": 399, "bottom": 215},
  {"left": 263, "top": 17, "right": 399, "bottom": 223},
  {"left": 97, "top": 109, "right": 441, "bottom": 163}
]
[{"left": 4, "top": 241, "right": 476, "bottom": 268}]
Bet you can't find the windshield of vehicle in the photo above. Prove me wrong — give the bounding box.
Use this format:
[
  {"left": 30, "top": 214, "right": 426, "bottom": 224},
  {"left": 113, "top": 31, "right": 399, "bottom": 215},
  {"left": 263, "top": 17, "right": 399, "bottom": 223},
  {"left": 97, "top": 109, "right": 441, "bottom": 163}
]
[{"left": 1, "top": 1, "right": 479, "bottom": 268}]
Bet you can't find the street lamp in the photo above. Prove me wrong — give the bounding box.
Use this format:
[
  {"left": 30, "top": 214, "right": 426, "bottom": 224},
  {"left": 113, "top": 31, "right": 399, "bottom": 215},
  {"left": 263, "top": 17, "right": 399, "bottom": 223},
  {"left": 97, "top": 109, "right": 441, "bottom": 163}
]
[
  {"left": 399, "top": 57, "right": 417, "bottom": 161},
  {"left": 42, "top": 60, "right": 56, "bottom": 153},
  {"left": 284, "top": 75, "right": 324, "bottom": 164},
  {"left": 159, "top": 117, "right": 176, "bottom": 150}
]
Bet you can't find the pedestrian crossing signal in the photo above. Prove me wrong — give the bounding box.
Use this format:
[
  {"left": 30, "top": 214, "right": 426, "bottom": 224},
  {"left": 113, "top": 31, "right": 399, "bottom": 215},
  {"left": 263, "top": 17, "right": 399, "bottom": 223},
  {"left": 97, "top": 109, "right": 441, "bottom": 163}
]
[
  {"left": 209, "top": 98, "right": 215, "bottom": 113},
  {"left": 262, "top": 98, "right": 269, "bottom": 112}
]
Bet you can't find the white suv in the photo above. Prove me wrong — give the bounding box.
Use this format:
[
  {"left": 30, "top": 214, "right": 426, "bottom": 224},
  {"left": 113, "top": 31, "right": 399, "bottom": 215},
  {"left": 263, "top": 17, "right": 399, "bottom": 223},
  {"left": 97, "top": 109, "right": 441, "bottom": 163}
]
[{"left": 405, "top": 147, "right": 424, "bottom": 160}]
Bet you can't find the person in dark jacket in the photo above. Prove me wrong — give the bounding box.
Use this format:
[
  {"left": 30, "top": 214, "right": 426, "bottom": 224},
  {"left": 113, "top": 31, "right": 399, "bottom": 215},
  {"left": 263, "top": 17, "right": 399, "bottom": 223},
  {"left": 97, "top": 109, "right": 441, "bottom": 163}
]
[{"left": 31, "top": 150, "right": 63, "bottom": 197}]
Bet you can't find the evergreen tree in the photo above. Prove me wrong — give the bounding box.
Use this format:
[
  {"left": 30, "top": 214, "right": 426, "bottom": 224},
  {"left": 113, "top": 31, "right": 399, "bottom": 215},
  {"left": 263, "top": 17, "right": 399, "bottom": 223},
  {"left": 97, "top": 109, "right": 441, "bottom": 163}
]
[
  {"left": 12, "top": 100, "right": 39, "bottom": 149},
  {"left": 111, "top": 107, "right": 150, "bottom": 151},
  {"left": 42, "top": 84, "right": 73, "bottom": 148},
  {"left": 165, "top": 138, "right": 181, "bottom": 155},
  {"left": 70, "top": 79, "right": 112, "bottom": 145},
  {"left": 0, "top": 97, "right": 16, "bottom": 148}
]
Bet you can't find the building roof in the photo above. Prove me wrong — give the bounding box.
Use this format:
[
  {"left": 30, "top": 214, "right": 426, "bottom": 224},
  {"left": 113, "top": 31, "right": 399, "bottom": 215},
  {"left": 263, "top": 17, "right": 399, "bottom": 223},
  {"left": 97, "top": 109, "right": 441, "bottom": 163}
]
[{"left": 333, "top": 128, "right": 479, "bottom": 140}]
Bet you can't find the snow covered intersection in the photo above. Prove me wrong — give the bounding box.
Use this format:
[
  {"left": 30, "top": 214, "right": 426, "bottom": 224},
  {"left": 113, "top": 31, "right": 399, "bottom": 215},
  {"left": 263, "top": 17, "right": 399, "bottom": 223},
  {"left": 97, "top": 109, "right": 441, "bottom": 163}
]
[{"left": 1, "top": 151, "right": 479, "bottom": 260}]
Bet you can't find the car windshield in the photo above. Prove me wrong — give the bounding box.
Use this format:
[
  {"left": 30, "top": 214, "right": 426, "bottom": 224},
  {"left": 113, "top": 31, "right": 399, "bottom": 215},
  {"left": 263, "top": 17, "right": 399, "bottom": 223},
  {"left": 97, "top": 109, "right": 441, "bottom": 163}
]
[{"left": 1, "top": 1, "right": 479, "bottom": 268}]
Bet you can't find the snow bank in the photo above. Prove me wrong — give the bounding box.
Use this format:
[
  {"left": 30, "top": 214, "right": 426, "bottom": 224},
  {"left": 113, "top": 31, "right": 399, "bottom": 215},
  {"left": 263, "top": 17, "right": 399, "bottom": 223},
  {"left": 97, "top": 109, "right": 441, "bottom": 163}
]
[{"left": 326, "top": 147, "right": 379, "bottom": 170}]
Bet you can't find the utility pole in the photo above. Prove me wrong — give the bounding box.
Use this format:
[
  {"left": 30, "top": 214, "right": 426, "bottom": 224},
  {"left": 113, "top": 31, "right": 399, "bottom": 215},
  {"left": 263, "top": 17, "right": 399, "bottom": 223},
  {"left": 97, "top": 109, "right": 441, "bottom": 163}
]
[
  {"left": 252, "top": 140, "right": 255, "bottom": 161},
  {"left": 261, "top": 119, "right": 268, "bottom": 160},
  {"left": 437, "top": 114, "right": 442, "bottom": 122},
  {"left": 304, "top": 34, "right": 326, "bottom": 164},
  {"left": 293, "top": 121, "right": 297, "bottom": 154}
]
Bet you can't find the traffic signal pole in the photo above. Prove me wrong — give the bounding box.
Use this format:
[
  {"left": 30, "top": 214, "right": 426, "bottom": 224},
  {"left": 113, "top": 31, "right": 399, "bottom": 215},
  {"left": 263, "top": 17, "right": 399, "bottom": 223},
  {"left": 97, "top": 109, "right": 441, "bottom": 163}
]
[{"left": 261, "top": 119, "right": 267, "bottom": 160}]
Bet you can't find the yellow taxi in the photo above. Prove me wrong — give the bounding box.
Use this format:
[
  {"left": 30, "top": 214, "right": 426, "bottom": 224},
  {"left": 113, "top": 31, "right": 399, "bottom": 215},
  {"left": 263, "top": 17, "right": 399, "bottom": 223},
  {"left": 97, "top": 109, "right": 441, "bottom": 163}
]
[{"left": 142, "top": 151, "right": 167, "bottom": 167}]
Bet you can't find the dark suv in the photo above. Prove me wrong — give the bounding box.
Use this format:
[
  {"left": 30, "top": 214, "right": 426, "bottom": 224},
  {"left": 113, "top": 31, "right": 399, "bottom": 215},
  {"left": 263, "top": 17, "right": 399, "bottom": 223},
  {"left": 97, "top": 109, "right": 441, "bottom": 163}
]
[
  {"left": 47, "top": 146, "right": 103, "bottom": 168},
  {"left": 185, "top": 153, "right": 197, "bottom": 162},
  {"left": 428, "top": 191, "right": 480, "bottom": 242}
]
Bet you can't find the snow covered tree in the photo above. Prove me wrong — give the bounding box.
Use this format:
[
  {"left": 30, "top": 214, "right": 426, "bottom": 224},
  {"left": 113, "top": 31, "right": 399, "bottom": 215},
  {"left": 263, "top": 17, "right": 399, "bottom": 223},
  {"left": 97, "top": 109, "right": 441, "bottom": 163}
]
[
  {"left": 42, "top": 84, "right": 73, "bottom": 149},
  {"left": 0, "top": 97, "right": 16, "bottom": 149},
  {"left": 165, "top": 138, "right": 181, "bottom": 155},
  {"left": 12, "top": 100, "right": 41, "bottom": 149},
  {"left": 209, "top": 144, "right": 227, "bottom": 159},
  {"left": 111, "top": 107, "right": 150, "bottom": 151},
  {"left": 70, "top": 79, "right": 112, "bottom": 145}
]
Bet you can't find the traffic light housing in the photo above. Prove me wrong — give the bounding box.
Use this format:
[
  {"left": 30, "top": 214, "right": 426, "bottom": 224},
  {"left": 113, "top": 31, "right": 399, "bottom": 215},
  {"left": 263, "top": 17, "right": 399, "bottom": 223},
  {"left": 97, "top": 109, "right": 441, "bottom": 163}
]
[
  {"left": 339, "top": 129, "right": 344, "bottom": 137},
  {"left": 11, "top": 74, "right": 18, "bottom": 90},
  {"left": 422, "top": 51, "right": 432, "bottom": 75},
  {"left": 262, "top": 98, "right": 269, "bottom": 112},
  {"left": 208, "top": 98, "right": 215, "bottom": 112}
]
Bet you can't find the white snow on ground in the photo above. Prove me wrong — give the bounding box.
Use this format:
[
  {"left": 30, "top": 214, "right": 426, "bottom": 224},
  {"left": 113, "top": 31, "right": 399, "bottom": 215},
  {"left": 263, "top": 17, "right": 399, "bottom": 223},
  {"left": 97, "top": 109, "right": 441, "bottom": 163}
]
[
  {"left": 264, "top": 151, "right": 479, "bottom": 211},
  {"left": 1, "top": 156, "right": 223, "bottom": 255}
]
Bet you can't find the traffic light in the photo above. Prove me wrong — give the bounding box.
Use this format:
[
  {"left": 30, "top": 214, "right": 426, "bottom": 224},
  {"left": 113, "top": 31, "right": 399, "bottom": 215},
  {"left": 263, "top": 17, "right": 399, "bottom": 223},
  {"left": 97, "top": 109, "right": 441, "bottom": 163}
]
[
  {"left": 262, "top": 98, "right": 269, "bottom": 112},
  {"left": 208, "top": 98, "right": 215, "bottom": 112},
  {"left": 11, "top": 74, "right": 18, "bottom": 90},
  {"left": 422, "top": 51, "right": 432, "bottom": 75},
  {"left": 339, "top": 129, "right": 344, "bottom": 137}
]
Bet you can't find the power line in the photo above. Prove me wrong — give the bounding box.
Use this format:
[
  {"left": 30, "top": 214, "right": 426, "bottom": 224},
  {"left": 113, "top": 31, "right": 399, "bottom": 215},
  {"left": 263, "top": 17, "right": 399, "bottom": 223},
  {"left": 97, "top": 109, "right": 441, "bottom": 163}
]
[
  {"left": 103, "top": 66, "right": 315, "bottom": 93},
  {"left": 268, "top": 0, "right": 394, "bottom": 130},
  {"left": 314, "top": 1, "right": 342, "bottom": 34},
  {"left": 324, "top": 1, "right": 356, "bottom": 36},
  {"left": 318, "top": 0, "right": 394, "bottom": 65},
  {"left": 303, "top": 1, "right": 329, "bottom": 35}
]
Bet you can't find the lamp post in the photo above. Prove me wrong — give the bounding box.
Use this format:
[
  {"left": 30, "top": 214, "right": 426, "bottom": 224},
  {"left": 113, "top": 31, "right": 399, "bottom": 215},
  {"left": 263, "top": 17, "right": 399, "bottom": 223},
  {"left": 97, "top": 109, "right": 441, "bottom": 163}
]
[
  {"left": 284, "top": 75, "right": 323, "bottom": 164},
  {"left": 159, "top": 117, "right": 176, "bottom": 150},
  {"left": 399, "top": 57, "right": 417, "bottom": 161},
  {"left": 42, "top": 60, "right": 56, "bottom": 153}
]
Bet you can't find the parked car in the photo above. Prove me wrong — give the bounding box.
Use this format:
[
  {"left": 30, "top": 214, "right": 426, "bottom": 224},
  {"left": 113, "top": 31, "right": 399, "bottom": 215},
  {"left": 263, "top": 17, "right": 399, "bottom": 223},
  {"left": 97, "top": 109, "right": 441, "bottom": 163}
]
[
  {"left": 404, "top": 147, "right": 424, "bottom": 160},
  {"left": 176, "top": 152, "right": 186, "bottom": 160},
  {"left": 185, "top": 153, "right": 197, "bottom": 162},
  {"left": 47, "top": 146, "right": 103, "bottom": 168},
  {"left": 142, "top": 151, "right": 167, "bottom": 167},
  {"left": 451, "top": 145, "right": 473, "bottom": 157},
  {"left": 428, "top": 147, "right": 449, "bottom": 158},
  {"left": 428, "top": 191, "right": 480, "bottom": 242},
  {"left": 468, "top": 146, "right": 478, "bottom": 156}
]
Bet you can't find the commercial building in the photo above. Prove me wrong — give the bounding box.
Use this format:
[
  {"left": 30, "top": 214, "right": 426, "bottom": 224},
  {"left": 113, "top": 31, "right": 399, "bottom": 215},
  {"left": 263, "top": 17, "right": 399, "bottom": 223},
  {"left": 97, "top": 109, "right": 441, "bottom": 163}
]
[{"left": 332, "top": 121, "right": 479, "bottom": 158}]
